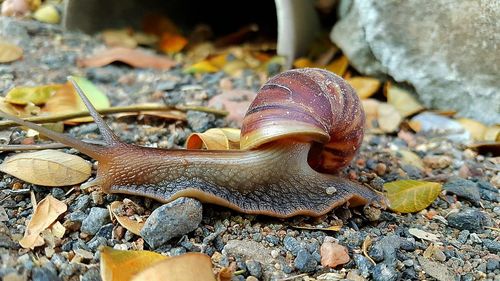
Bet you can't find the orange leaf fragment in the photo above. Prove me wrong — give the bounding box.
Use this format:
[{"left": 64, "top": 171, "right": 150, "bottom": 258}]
[
  {"left": 347, "top": 77, "right": 381, "bottom": 99},
  {"left": 326, "top": 55, "right": 349, "bottom": 76},
  {"left": 100, "top": 246, "right": 167, "bottom": 281},
  {"left": 159, "top": 32, "right": 188, "bottom": 54},
  {"left": 19, "top": 195, "right": 67, "bottom": 249},
  {"left": 131, "top": 252, "right": 217, "bottom": 281},
  {"left": 78, "top": 47, "right": 176, "bottom": 70}
]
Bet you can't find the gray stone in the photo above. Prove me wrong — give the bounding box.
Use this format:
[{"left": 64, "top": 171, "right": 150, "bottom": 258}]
[
  {"left": 245, "top": 260, "right": 262, "bottom": 278},
  {"left": 81, "top": 267, "right": 101, "bottom": 281},
  {"left": 0, "top": 17, "right": 30, "bottom": 48},
  {"left": 354, "top": 254, "right": 373, "bottom": 278},
  {"left": 443, "top": 178, "right": 481, "bottom": 206},
  {"left": 483, "top": 239, "right": 500, "bottom": 254},
  {"left": 81, "top": 207, "right": 111, "bottom": 235},
  {"left": 331, "top": 0, "right": 500, "bottom": 124},
  {"left": 186, "top": 111, "right": 216, "bottom": 133},
  {"left": 447, "top": 209, "right": 492, "bottom": 232},
  {"left": 371, "top": 235, "right": 401, "bottom": 266},
  {"left": 372, "top": 263, "right": 399, "bottom": 281},
  {"left": 293, "top": 249, "right": 317, "bottom": 273},
  {"left": 71, "top": 195, "right": 91, "bottom": 211},
  {"left": 486, "top": 259, "right": 499, "bottom": 271},
  {"left": 283, "top": 236, "right": 302, "bottom": 255},
  {"left": 476, "top": 181, "right": 500, "bottom": 202},
  {"left": 417, "top": 256, "right": 456, "bottom": 281},
  {"left": 140, "top": 197, "right": 202, "bottom": 248},
  {"left": 32, "top": 267, "right": 61, "bottom": 281}
]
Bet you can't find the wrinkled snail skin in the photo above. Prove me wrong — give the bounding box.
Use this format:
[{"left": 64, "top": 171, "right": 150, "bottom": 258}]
[{"left": 0, "top": 68, "right": 383, "bottom": 218}]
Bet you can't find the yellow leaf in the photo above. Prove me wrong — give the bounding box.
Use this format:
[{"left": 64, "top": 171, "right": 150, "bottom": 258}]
[
  {"left": 0, "top": 41, "right": 23, "bottom": 63},
  {"left": 186, "top": 128, "right": 241, "bottom": 150},
  {"left": 109, "top": 201, "right": 144, "bottom": 236},
  {"left": 131, "top": 253, "right": 217, "bottom": 281},
  {"left": 0, "top": 150, "right": 92, "bottom": 186},
  {"left": 33, "top": 4, "right": 60, "bottom": 24},
  {"left": 484, "top": 125, "right": 500, "bottom": 142},
  {"left": 292, "top": 225, "right": 342, "bottom": 232},
  {"left": 293, "top": 58, "right": 315, "bottom": 68},
  {"left": 394, "top": 149, "right": 424, "bottom": 170},
  {"left": 43, "top": 77, "right": 110, "bottom": 123},
  {"left": 184, "top": 60, "right": 219, "bottom": 74},
  {"left": 100, "top": 247, "right": 167, "bottom": 281},
  {"left": 325, "top": 55, "right": 349, "bottom": 76},
  {"left": 5, "top": 84, "right": 62, "bottom": 105},
  {"left": 0, "top": 97, "right": 40, "bottom": 117},
  {"left": 208, "top": 54, "right": 228, "bottom": 69},
  {"left": 347, "top": 77, "right": 381, "bottom": 99},
  {"left": 386, "top": 83, "right": 424, "bottom": 117},
  {"left": 18, "top": 195, "right": 67, "bottom": 249},
  {"left": 384, "top": 180, "right": 442, "bottom": 213},
  {"left": 457, "top": 118, "right": 487, "bottom": 141}
]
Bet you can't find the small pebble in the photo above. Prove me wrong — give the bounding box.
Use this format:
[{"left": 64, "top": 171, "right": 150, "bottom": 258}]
[
  {"left": 283, "top": 236, "right": 301, "bottom": 256},
  {"left": 443, "top": 177, "right": 481, "bottom": 205},
  {"left": 140, "top": 197, "right": 202, "bottom": 248},
  {"left": 483, "top": 239, "right": 500, "bottom": 253},
  {"left": 447, "top": 208, "right": 492, "bottom": 232},
  {"left": 81, "top": 207, "right": 111, "bottom": 235},
  {"left": 354, "top": 254, "right": 373, "bottom": 277},
  {"left": 372, "top": 263, "right": 399, "bottom": 281},
  {"left": 486, "top": 259, "right": 499, "bottom": 271},
  {"left": 32, "top": 266, "right": 61, "bottom": 281},
  {"left": 245, "top": 260, "right": 262, "bottom": 278},
  {"left": 294, "top": 249, "right": 317, "bottom": 273}
]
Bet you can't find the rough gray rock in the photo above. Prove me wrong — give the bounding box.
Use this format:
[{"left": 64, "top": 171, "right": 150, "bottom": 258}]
[
  {"left": 331, "top": 0, "right": 500, "bottom": 124},
  {"left": 81, "top": 207, "right": 110, "bottom": 235},
  {"left": 443, "top": 177, "right": 481, "bottom": 206},
  {"left": 447, "top": 208, "right": 492, "bottom": 232},
  {"left": 140, "top": 197, "right": 202, "bottom": 248}
]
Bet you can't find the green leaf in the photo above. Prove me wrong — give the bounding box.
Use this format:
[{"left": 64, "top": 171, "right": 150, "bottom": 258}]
[
  {"left": 69, "top": 76, "right": 110, "bottom": 110},
  {"left": 5, "top": 85, "right": 62, "bottom": 105},
  {"left": 384, "top": 180, "right": 442, "bottom": 213}
]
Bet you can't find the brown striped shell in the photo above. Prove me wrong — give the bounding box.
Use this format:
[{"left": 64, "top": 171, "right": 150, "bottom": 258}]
[{"left": 240, "top": 68, "right": 365, "bottom": 173}]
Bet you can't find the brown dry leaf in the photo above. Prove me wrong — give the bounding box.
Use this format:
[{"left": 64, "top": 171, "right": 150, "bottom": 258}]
[
  {"left": 110, "top": 201, "right": 144, "bottom": 236},
  {"left": 186, "top": 128, "right": 240, "bottom": 150},
  {"left": 0, "top": 150, "right": 91, "bottom": 186},
  {"left": 326, "top": 55, "right": 349, "bottom": 76},
  {"left": 292, "top": 225, "right": 342, "bottom": 232},
  {"left": 384, "top": 180, "right": 442, "bottom": 213},
  {"left": 378, "top": 102, "right": 402, "bottom": 133},
  {"left": 386, "top": 83, "right": 424, "bottom": 117},
  {"left": 320, "top": 241, "right": 350, "bottom": 268},
  {"left": 208, "top": 90, "right": 256, "bottom": 126},
  {"left": 216, "top": 267, "right": 234, "bottom": 281},
  {"left": 457, "top": 118, "right": 487, "bottom": 141},
  {"left": 18, "top": 195, "right": 67, "bottom": 249},
  {"left": 102, "top": 29, "right": 138, "bottom": 48},
  {"left": 0, "top": 40, "right": 23, "bottom": 63},
  {"left": 100, "top": 246, "right": 167, "bottom": 281},
  {"left": 394, "top": 149, "right": 424, "bottom": 170},
  {"left": 78, "top": 47, "right": 176, "bottom": 70},
  {"left": 5, "top": 84, "right": 62, "bottom": 105},
  {"left": 362, "top": 236, "right": 376, "bottom": 265},
  {"left": 132, "top": 252, "right": 217, "bottom": 281},
  {"left": 347, "top": 77, "right": 381, "bottom": 99}
]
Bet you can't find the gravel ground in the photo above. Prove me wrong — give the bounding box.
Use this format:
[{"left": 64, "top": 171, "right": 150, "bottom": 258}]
[{"left": 0, "top": 17, "right": 499, "bottom": 281}]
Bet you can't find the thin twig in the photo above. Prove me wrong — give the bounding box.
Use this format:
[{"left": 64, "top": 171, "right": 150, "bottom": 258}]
[
  {"left": 0, "top": 104, "right": 228, "bottom": 128},
  {"left": 0, "top": 140, "right": 107, "bottom": 151},
  {"left": 278, "top": 273, "right": 308, "bottom": 281}
]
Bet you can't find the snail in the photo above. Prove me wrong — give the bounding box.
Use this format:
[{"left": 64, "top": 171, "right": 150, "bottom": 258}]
[{"left": 0, "top": 68, "right": 383, "bottom": 218}]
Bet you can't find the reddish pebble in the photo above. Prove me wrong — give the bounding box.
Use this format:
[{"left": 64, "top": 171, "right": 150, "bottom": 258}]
[{"left": 320, "top": 241, "right": 350, "bottom": 268}]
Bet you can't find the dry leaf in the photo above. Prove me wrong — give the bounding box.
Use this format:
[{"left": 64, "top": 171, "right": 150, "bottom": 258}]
[
  {"left": 131, "top": 252, "right": 217, "bottom": 281},
  {"left": 394, "top": 149, "right": 424, "bottom": 170},
  {"left": 5, "top": 84, "right": 61, "bottom": 105},
  {"left": 110, "top": 201, "right": 144, "bottom": 236},
  {"left": 325, "top": 55, "right": 349, "bottom": 76},
  {"left": 0, "top": 150, "right": 92, "bottom": 186},
  {"left": 292, "top": 225, "right": 342, "bottom": 232},
  {"left": 43, "top": 77, "right": 110, "bottom": 123},
  {"left": 78, "top": 47, "right": 176, "bottom": 70},
  {"left": 50, "top": 221, "right": 66, "bottom": 239},
  {"left": 293, "top": 58, "right": 315, "bottom": 68},
  {"left": 362, "top": 236, "right": 376, "bottom": 265},
  {"left": 33, "top": 4, "right": 60, "bottom": 24},
  {"left": 378, "top": 102, "right": 402, "bottom": 133},
  {"left": 0, "top": 40, "right": 23, "bottom": 63},
  {"left": 207, "top": 90, "right": 256, "bottom": 126},
  {"left": 408, "top": 228, "right": 440, "bottom": 242},
  {"left": 100, "top": 246, "right": 167, "bottom": 281},
  {"left": 384, "top": 180, "right": 442, "bottom": 213},
  {"left": 484, "top": 126, "right": 500, "bottom": 141},
  {"left": 102, "top": 29, "right": 138, "bottom": 49},
  {"left": 186, "top": 128, "right": 240, "bottom": 150},
  {"left": 386, "top": 83, "right": 424, "bottom": 117},
  {"left": 159, "top": 32, "right": 188, "bottom": 54},
  {"left": 0, "top": 97, "right": 40, "bottom": 117},
  {"left": 18, "top": 195, "right": 67, "bottom": 249},
  {"left": 320, "top": 241, "right": 350, "bottom": 268},
  {"left": 347, "top": 77, "right": 381, "bottom": 99},
  {"left": 457, "top": 118, "right": 487, "bottom": 141},
  {"left": 184, "top": 60, "right": 219, "bottom": 74}
]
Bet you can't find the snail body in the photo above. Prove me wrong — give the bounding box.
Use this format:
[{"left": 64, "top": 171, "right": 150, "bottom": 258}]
[{"left": 0, "top": 68, "right": 383, "bottom": 218}]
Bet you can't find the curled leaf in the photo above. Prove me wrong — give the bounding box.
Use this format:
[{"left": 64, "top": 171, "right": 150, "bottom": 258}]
[
  {"left": 5, "top": 84, "right": 61, "bottom": 105},
  {"left": 78, "top": 47, "right": 176, "bottom": 70},
  {"left": 384, "top": 180, "right": 442, "bottom": 213},
  {"left": 0, "top": 150, "right": 92, "bottom": 186},
  {"left": 110, "top": 201, "right": 144, "bottom": 236},
  {"left": 0, "top": 41, "right": 23, "bottom": 63},
  {"left": 186, "top": 128, "right": 240, "bottom": 150},
  {"left": 131, "top": 253, "right": 217, "bottom": 281},
  {"left": 19, "top": 195, "right": 67, "bottom": 249},
  {"left": 100, "top": 247, "right": 167, "bottom": 281}
]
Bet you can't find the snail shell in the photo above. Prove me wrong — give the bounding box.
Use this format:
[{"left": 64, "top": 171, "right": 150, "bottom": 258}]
[{"left": 241, "top": 68, "right": 365, "bottom": 172}]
